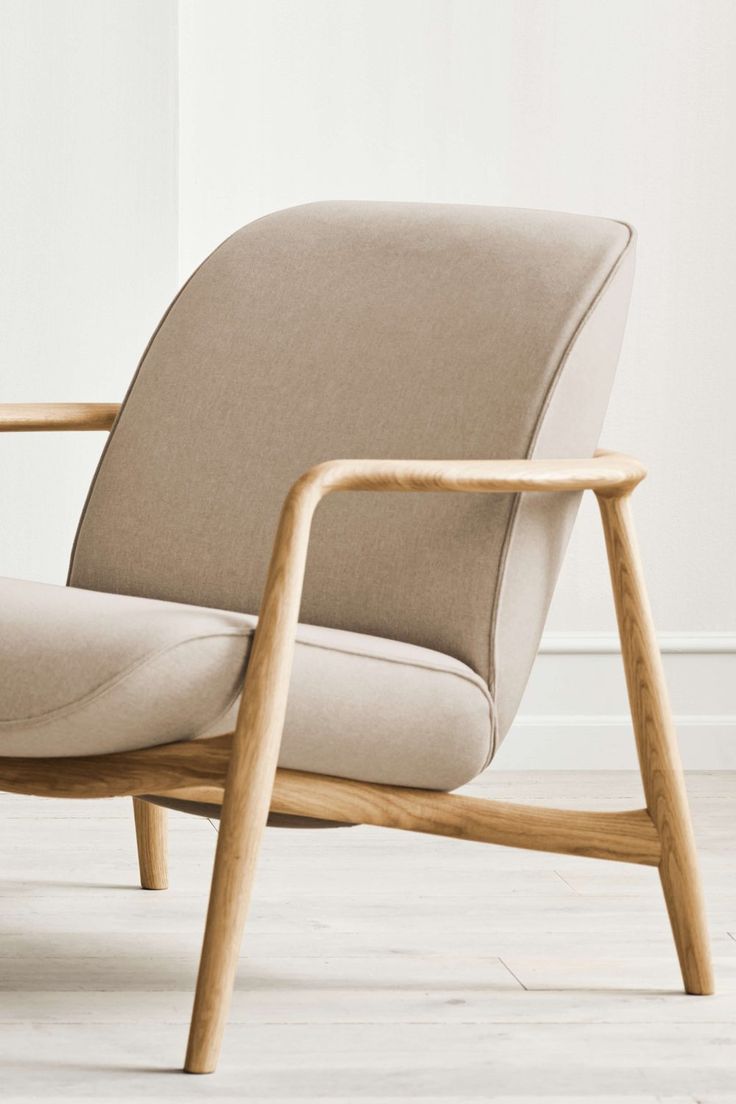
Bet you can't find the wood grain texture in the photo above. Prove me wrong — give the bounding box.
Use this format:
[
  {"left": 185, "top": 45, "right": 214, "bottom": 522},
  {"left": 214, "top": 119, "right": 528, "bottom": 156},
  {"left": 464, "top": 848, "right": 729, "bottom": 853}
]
[
  {"left": 158, "top": 773, "right": 662, "bottom": 866},
  {"left": 0, "top": 735, "right": 232, "bottom": 799},
  {"left": 270, "top": 774, "right": 662, "bottom": 866},
  {"left": 294, "top": 449, "right": 646, "bottom": 498},
  {"left": 133, "top": 799, "right": 168, "bottom": 890},
  {"left": 185, "top": 475, "right": 323, "bottom": 1072},
  {"left": 0, "top": 403, "right": 120, "bottom": 431},
  {"left": 597, "top": 492, "right": 714, "bottom": 995}
]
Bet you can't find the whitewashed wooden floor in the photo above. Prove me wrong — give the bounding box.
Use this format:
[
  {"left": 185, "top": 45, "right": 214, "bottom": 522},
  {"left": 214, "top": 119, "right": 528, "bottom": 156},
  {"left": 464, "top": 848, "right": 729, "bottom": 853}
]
[{"left": 0, "top": 771, "right": 734, "bottom": 1102}]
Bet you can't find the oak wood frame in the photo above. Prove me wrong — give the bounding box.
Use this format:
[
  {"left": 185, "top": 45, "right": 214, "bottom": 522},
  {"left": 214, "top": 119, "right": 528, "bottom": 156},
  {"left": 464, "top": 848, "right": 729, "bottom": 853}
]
[
  {"left": 0, "top": 403, "right": 713, "bottom": 1075},
  {"left": 0, "top": 402, "right": 119, "bottom": 432}
]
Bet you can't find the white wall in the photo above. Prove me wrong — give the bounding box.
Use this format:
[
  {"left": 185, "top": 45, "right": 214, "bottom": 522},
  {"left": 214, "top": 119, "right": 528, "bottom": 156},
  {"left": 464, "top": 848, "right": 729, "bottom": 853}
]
[
  {"left": 2, "top": 1, "right": 734, "bottom": 764},
  {"left": 0, "top": 0, "right": 179, "bottom": 582},
  {"left": 178, "top": 0, "right": 736, "bottom": 631},
  {"left": 178, "top": 0, "right": 736, "bottom": 765}
]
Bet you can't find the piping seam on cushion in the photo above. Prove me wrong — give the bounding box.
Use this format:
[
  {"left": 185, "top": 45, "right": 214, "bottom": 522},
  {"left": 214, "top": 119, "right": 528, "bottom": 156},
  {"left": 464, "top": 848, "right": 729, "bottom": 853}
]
[
  {"left": 0, "top": 630, "right": 252, "bottom": 728},
  {"left": 193, "top": 631, "right": 496, "bottom": 776},
  {"left": 290, "top": 634, "right": 493, "bottom": 703}
]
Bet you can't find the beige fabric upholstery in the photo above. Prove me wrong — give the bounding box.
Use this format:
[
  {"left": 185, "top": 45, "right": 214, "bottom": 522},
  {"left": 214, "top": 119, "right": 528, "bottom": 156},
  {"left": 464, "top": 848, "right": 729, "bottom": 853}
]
[
  {"left": 0, "top": 204, "right": 633, "bottom": 785},
  {"left": 68, "top": 202, "right": 634, "bottom": 752},
  {"left": 0, "top": 578, "right": 493, "bottom": 790},
  {"left": 491, "top": 243, "right": 636, "bottom": 733}
]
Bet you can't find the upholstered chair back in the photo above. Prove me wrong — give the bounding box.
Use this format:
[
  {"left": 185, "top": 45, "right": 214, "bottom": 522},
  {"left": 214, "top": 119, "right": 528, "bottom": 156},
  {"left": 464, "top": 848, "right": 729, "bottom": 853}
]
[{"left": 68, "top": 202, "right": 634, "bottom": 745}]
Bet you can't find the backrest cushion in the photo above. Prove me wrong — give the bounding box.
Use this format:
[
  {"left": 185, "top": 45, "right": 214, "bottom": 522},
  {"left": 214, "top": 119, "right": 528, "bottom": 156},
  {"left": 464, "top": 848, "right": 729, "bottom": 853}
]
[{"left": 69, "top": 202, "right": 634, "bottom": 746}]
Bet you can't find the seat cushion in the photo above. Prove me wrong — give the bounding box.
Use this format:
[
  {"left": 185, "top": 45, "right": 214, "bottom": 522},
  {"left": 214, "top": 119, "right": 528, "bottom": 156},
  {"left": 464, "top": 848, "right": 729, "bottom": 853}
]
[{"left": 0, "top": 578, "right": 494, "bottom": 790}]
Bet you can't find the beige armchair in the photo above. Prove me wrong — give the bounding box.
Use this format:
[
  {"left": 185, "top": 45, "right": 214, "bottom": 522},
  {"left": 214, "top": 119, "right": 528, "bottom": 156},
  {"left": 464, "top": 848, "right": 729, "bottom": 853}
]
[{"left": 0, "top": 202, "right": 712, "bottom": 1074}]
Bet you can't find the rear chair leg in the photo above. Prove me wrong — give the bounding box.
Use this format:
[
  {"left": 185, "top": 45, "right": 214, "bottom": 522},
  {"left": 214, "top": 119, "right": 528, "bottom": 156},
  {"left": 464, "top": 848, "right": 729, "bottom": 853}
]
[
  {"left": 597, "top": 491, "right": 713, "bottom": 994},
  {"left": 133, "top": 798, "right": 168, "bottom": 890}
]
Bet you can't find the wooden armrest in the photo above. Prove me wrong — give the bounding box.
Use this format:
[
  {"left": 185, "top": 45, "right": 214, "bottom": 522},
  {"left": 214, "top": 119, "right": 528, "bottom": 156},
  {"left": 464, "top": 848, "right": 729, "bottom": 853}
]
[
  {"left": 0, "top": 403, "right": 120, "bottom": 432},
  {"left": 293, "top": 449, "right": 646, "bottom": 501}
]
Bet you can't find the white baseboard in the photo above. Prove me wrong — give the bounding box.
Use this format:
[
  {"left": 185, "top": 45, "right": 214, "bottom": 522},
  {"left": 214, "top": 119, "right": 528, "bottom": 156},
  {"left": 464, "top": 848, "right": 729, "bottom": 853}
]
[
  {"left": 538, "top": 631, "right": 736, "bottom": 655},
  {"left": 497, "top": 632, "right": 736, "bottom": 770}
]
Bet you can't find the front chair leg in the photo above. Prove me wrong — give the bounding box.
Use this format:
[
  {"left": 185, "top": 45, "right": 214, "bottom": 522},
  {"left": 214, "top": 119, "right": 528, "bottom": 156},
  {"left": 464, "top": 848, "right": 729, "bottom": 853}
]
[
  {"left": 133, "top": 798, "right": 168, "bottom": 890},
  {"left": 184, "top": 730, "right": 278, "bottom": 1073},
  {"left": 184, "top": 474, "right": 316, "bottom": 1073},
  {"left": 597, "top": 491, "right": 714, "bottom": 994}
]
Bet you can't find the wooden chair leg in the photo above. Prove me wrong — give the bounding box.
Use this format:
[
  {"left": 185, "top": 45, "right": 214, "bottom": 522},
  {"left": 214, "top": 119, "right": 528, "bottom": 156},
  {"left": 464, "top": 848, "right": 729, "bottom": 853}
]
[
  {"left": 597, "top": 491, "right": 714, "bottom": 994},
  {"left": 183, "top": 739, "right": 276, "bottom": 1073},
  {"left": 184, "top": 467, "right": 317, "bottom": 1073},
  {"left": 133, "top": 798, "right": 168, "bottom": 890}
]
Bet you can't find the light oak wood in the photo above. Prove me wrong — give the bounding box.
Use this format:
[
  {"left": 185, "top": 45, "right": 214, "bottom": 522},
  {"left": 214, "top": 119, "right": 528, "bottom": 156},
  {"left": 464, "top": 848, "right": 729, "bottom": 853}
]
[
  {"left": 185, "top": 463, "right": 323, "bottom": 1071},
  {"left": 299, "top": 450, "right": 646, "bottom": 498},
  {"left": 132, "top": 799, "right": 168, "bottom": 890},
  {"left": 0, "top": 402, "right": 120, "bottom": 431},
  {"left": 596, "top": 492, "right": 714, "bottom": 995},
  {"left": 0, "top": 735, "right": 232, "bottom": 799},
  {"left": 159, "top": 774, "right": 662, "bottom": 866},
  {"left": 0, "top": 446, "right": 712, "bottom": 1074}
]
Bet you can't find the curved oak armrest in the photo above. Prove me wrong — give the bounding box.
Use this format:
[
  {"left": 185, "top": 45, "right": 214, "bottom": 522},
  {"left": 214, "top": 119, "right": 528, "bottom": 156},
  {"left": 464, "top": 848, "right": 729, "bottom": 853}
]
[
  {"left": 0, "top": 403, "right": 120, "bottom": 432},
  {"left": 293, "top": 450, "right": 646, "bottom": 500}
]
